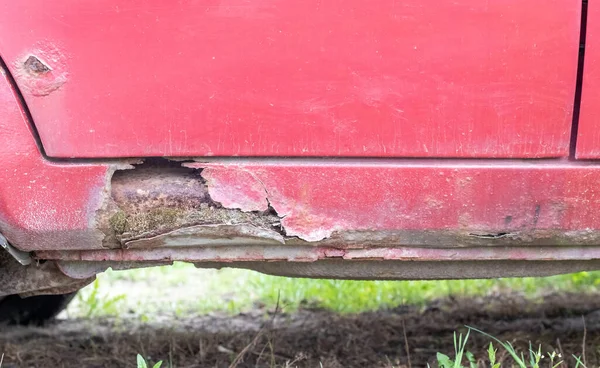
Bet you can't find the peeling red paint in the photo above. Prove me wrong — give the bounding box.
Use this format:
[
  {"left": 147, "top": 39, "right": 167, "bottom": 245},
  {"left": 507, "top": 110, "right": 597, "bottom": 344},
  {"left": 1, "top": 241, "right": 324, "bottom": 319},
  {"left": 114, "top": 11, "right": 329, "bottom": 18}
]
[
  {"left": 201, "top": 167, "right": 269, "bottom": 212},
  {"left": 198, "top": 164, "right": 340, "bottom": 241},
  {"left": 6, "top": 56, "right": 600, "bottom": 268},
  {"left": 276, "top": 207, "right": 339, "bottom": 242},
  {"left": 189, "top": 161, "right": 600, "bottom": 243}
]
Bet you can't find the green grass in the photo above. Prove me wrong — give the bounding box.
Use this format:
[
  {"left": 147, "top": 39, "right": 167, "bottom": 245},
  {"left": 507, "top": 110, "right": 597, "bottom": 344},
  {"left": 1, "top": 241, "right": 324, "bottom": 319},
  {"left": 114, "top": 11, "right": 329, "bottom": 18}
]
[
  {"left": 136, "top": 354, "right": 162, "bottom": 368},
  {"left": 237, "top": 272, "right": 600, "bottom": 313},
  {"left": 132, "top": 328, "right": 584, "bottom": 368},
  {"left": 66, "top": 262, "right": 600, "bottom": 318},
  {"left": 64, "top": 263, "right": 600, "bottom": 366},
  {"left": 428, "top": 328, "right": 585, "bottom": 368}
]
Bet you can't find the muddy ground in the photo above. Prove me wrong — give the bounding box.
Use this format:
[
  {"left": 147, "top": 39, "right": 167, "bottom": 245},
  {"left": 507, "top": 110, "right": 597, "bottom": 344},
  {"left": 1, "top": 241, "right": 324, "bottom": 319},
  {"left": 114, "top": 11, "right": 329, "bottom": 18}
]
[{"left": 1, "top": 292, "right": 600, "bottom": 368}]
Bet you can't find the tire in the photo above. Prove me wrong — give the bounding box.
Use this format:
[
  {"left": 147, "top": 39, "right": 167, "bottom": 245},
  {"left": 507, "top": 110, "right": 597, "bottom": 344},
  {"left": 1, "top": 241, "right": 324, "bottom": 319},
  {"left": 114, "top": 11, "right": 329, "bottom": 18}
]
[{"left": 0, "top": 292, "right": 76, "bottom": 326}]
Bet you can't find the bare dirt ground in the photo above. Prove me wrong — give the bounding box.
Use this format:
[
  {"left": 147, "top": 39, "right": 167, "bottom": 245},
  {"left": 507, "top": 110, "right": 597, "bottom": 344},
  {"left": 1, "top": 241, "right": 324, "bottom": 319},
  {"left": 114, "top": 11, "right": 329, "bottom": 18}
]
[{"left": 1, "top": 292, "right": 600, "bottom": 368}]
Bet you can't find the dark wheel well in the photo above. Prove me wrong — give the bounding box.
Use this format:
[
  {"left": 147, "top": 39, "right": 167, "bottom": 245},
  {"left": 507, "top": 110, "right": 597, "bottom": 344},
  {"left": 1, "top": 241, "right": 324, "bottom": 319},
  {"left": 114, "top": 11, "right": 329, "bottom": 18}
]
[{"left": 0, "top": 292, "right": 76, "bottom": 326}]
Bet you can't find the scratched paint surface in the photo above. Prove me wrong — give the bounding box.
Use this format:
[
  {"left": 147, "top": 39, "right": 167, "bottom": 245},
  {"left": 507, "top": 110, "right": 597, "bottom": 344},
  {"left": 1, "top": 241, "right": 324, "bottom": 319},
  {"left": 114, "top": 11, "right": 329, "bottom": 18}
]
[
  {"left": 0, "top": 65, "right": 114, "bottom": 251},
  {"left": 0, "top": 0, "right": 579, "bottom": 158},
  {"left": 185, "top": 161, "right": 600, "bottom": 243}
]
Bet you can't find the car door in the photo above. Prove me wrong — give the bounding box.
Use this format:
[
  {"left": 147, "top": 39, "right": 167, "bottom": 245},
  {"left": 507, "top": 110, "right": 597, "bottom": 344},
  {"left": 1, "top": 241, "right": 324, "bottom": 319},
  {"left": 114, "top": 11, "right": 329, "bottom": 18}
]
[{"left": 0, "top": 0, "right": 580, "bottom": 159}]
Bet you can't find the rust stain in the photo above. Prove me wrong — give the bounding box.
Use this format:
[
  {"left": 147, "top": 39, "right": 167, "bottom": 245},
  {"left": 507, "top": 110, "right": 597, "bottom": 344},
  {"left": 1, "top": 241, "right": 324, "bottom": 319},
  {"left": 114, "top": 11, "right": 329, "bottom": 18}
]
[
  {"left": 0, "top": 250, "right": 94, "bottom": 297},
  {"left": 96, "top": 162, "right": 282, "bottom": 249},
  {"left": 23, "top": 56, "right": 51, "bottom": 74},
  {"left": 125, "top": 223, "right": 285, "bottom": 248},
  {"left": 68, "top": 159, "right": 600, "bottom": 258},
  {"left": 14, "top": 43, "right": 69, "bottom": 96},
  {"left": 57, "top": 160, "right": 600, "bottom": 253},
  {"left": 36, "top": 244, "right": 600, "bottom": 264}
]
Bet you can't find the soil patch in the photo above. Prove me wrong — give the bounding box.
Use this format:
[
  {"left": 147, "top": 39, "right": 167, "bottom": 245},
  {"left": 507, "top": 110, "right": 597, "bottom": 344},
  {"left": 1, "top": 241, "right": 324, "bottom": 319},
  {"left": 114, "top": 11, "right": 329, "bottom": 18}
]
[{"left": 1, "top": 292, "right": 600, "bottom": 367}]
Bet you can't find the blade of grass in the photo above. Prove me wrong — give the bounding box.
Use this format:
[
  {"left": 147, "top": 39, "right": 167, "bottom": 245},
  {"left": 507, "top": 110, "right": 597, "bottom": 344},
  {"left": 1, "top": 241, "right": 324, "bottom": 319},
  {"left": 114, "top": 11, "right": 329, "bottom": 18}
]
[
  {"left": 573, "top": 355, "right": 587, "bottom": 368},
  {"left": 454, "top": 330, "right": 470, "bottom": 368},
  {"left": 137, "top": 354, "right": 148, "bottom": 368},
  {"left": 402, "top": 319, "right": 412, "bottom": 368},
  {"left": 581, "top": 316, "right": 587, "bottom": 367},
  {"left": 466, "top": 326, "right": 526, "bottom": 366}
]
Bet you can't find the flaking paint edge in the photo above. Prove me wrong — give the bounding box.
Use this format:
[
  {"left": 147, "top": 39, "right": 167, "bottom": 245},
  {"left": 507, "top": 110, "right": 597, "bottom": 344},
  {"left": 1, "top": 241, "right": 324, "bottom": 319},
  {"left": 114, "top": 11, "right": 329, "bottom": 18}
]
[{"left": 197, "top": 165, "right": 337, "bottom": 242}]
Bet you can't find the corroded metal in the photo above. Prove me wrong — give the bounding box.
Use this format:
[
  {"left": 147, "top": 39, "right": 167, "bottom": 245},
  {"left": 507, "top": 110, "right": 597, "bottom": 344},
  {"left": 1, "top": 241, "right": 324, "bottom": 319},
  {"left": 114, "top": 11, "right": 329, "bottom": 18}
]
[
  {"left": 0, "top": 233, "right": 31, "bottom": 265},
  {"left": 34, "top": 158, "right": 600, "bottom": 285},
  {"left": 100, "top": 164, "right": 281, "bottom": 248},
  {"left": 57, "top": 260, "right": 171, "bottom": 279},
  {"left": 0, "top": 249, "right": 93, "bottom": 297},
  {"left": 196, "top": 260, "right": 600, "bottom": 280},
  {"left": 125, "top": 224, "right": 285, "bottom": 249},
  {"left": 37, "top": 244, "right": 600, "bottom": 263}
]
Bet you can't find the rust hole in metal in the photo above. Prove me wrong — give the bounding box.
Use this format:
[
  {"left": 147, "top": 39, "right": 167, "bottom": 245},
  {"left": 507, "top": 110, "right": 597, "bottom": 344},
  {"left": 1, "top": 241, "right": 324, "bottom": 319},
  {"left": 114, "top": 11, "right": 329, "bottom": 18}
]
[
  {"left": 23, "top": 56, "right": 51, "bottom": 74},
  {"left": 99, "top": 159, "right": 283, "bottom": 247},
  {"left": 468, "top": 232, "right": 512, "bottom": 239}
]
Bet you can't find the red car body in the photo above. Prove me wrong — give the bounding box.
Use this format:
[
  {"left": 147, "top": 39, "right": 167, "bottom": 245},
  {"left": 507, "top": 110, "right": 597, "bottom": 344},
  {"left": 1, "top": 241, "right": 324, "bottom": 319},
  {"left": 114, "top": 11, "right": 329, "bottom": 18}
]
[{"left": 0, "top": 0, "right": 599, "bottom": 299}]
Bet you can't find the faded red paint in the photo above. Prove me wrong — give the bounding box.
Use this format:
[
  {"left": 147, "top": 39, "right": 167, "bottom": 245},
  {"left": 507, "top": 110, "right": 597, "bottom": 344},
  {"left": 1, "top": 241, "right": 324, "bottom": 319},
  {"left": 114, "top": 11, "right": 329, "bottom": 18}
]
[
  {"left": 0, "top": 1, "right": 599, "bottom": 276},
  {"left": 576, "top": 0, "right": 600, "bottom": 158},
  {"left": 0, "top": 64, "right": 117, "bottom": 252},
  {"left": 5, "top": 0, "right": 600, "bottom": 289},
  {"left": 188, "top": 161, "right": 600, "bottom": 243},
  {"left": 0, "top": 0, "right": 579, "bottom": 158}
]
